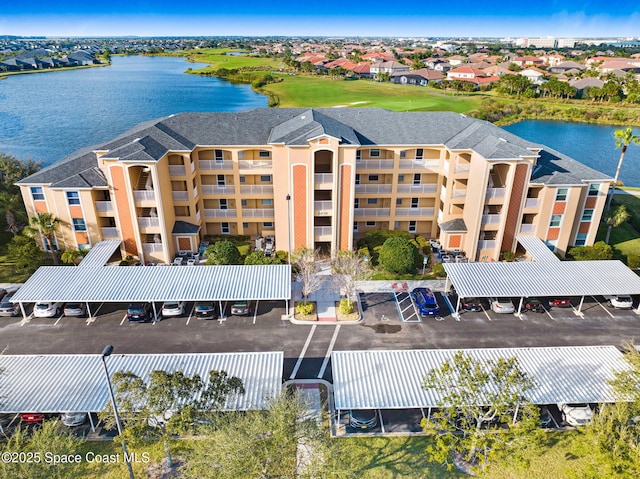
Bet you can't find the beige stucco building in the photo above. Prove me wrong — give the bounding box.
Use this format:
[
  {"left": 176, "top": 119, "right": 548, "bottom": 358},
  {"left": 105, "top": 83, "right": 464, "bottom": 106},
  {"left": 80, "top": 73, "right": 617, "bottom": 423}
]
[{"left": 18, "top": 108, "right": 611, "bottom": 263}]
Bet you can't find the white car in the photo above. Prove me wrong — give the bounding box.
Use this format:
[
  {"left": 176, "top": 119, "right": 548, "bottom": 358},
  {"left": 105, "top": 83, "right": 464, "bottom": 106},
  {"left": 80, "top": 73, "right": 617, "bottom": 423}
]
[
  {"left": 609, "top": 295, "right": 633, "bottom": 309},
  {"left": 33, "top": 302, "right": 64, "bottom": 318},
  {"left": 489, "top": 297, "right": 515, "bottom": 314},
  {"left": 558, "top": 403, "right": 594, "bottom": 426},
  {"left": 172, "top": 257, "right": 183, "bottom": 266},
  {"left": 186, "top": 258, "right": 196, "bottom": 266},
  {"left": 161, "top": 301, "right": 185, "bottom": 317},
  {"left": 61, "top": 412, "right": 87, "bottom": 427}
]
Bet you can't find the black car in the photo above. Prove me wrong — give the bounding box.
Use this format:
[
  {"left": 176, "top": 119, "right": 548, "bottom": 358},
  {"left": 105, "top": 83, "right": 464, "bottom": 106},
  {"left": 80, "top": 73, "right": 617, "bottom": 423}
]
[
  {"left": 524, "top": 297, "right": 545, "bottom": 313},
  {"left": 461, "top": 297, "right": 482, "bottom": 312},
  {"left": 126, "top": 303, "right": 153, "bottom": 322},
  {"left": 195, "top": 302, "right": 217, "bottom": 320}
]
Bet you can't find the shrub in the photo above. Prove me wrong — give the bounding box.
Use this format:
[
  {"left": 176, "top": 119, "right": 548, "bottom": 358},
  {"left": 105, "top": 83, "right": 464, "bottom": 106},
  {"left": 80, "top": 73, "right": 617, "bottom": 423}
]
[
  {"left": 340, "top": 298, "right": 354, "bottom": 314},
  {"left": 275, "top": 250, "right": 288, "bottom": 262},
  {"left": 431, "top": 263, "right": 446, "bottom": 277},
  {"left": 379, "top": 236, "right": 421, "bottom": 274},
  {"left": 502, "top": 251, "right": 516, "bottom": 262},
  {"left": 628, "top": 254, "right": 640, "bottom": 269},
  {"left": 568, "top": 241, "right": 613, "bottom": 261},
  {"left": 205, "top": 240, "right": 242, "bottom": 265},
  {"left": 296, "top": 302, "right": 314, "bottom": 316}
]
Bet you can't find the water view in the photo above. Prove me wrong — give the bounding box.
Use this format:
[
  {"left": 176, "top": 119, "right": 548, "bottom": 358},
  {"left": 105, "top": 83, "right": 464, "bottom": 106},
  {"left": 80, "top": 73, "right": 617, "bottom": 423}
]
[{"left": 0, "top": 56, "right": 267, "bottom": 165}]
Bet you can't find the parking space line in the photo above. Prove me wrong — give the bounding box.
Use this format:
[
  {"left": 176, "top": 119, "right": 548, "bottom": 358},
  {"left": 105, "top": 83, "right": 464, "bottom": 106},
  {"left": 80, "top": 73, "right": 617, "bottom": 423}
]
[
  {"left": 481, "top": 304, "right": 491, "bottom": 321},
  {"left": 54, "top": 313, "right": 65, "bottom": 326},
  {"left": 186, "top": 304, "right": 195, "bottom": 325},
  {"left": 544, "top": 307, "right": 554, "bottom": 320},
  {"left": 289, "top": 325, "right": 316, "bottom": 380},
  {"left": 253, "top": 301, "right": 259, "bottom": 325},
  {"left": 318, "top": 325, "right": 340, "bottom": 379},
  {"left": 591, "top": 296, "right": 615, "bottom": 318},
  {"left": 120, "top": 314, "right": 127, "bottom": 326}
]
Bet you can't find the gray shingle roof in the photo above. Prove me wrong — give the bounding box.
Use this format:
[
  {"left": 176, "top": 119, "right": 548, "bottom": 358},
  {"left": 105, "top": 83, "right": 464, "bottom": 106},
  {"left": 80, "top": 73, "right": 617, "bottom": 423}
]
[
  {"left": 531, "top": 147, "right": 611, "bottom": 185},
  {"left": 172, "top": 220, "right": 201, "bottom": 235},
  {"left": 439, "top": 218, "right": 467, "bottom": 232}
]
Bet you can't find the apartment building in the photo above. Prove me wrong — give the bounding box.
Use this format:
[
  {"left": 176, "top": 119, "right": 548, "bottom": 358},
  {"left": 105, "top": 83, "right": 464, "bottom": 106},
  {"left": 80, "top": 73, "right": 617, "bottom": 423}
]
[{"left": 18, "top": 108, "right": 611, "bottom": 263}]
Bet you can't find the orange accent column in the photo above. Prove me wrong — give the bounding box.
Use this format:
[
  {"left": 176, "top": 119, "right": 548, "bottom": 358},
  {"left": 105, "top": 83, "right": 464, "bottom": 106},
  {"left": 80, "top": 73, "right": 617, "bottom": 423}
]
[
  {"left": 292, "top": 165, "right": 308, "bottom": 249},
  {"left": 339, "top": 165, "right": 352, "bottom": 250},
  {"left": 34, "top": 201, "right": 48, "bottom": 214},
  {"left": 501, "top": 163, "right": 528, "bottom": 252},
  {"left": 110, "top": 166, "right": 139, "bottom": 256}
]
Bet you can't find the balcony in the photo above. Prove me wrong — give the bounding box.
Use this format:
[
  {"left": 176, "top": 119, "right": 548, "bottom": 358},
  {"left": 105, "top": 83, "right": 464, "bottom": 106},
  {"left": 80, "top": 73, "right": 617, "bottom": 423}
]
[
  {"left": 100, "top": 227, "right": 119, "bottom": 239},
  {"left": 399, "top": 159, "right": 440, "bottom": 170},
  {"left": 486, "top": 188, "right": 506, "bottom": 199},
  {"left": 240, "top": 185, "right": 273, "bottom": 195},
  {"left": 454, "top": 164, "right": 471, "bottom": 174},
  {"left": 95, "top": 201, "right": 113, "bottom": 213},
  {"left": 199, "top": 160, "right": 233, "bottom": 170},
  {"left": 524, "top": 198, "right": 540, "bottom": 208},
  {"left": 356, "top": 159, "right": 394, "bottom": 169},
  {"left": 242, "top": 209, "right": 275, "bottom": 218},
  {"left": 314, "top": 173, "right": 333, "bottom": 187},
  {"left": 354, "top": 208, "right": 391, "bottom": 217},
  {"left": 477, "top": 240, "right": 497, "bottom": 250},
  {"left": 314, "top": 226, "right": 332, "bottom": 241},
  {"left": 238, "top": 160, "right": 272, "bottom": 170},
  {"left": 520, "top": 224, "right": 535, "bottom": 234},
  {"left": 355, "top": 184, "right": 392, "bottom": 194},
  {"left": 138, "top": 217, "right": 160, "bottom": 228},
  {"left": 451, "top": 188, "right": 467, "bottom": 198},
  {"left": 195, "top": 210, "right": 201, "bottom": 222},
  {"left": 396, "top": 184, "right": 437, "bottom": 194},
  {"left": 142, "top": 243, "right": 163, "bottom": 254},
  {"left": 172, "top": 191, "right": 189, "bottom": 201},
  {"left": 201, "top": 185, "right": 235, "bottom": 195},
  {"left": 169, "top": 165, "right": 186, "bottom": 176},
  {"left": 481, "top": 214, "right": 501, "bottom": 224},
  {"left": 133, "top": 190, "right": 155, "bottom": 202},
  {"left": 395, "top": 207, "right": 435, "bottom": 217},
  {"left": 204, "top": 209, "right": 237, "bottom": 219},
  {"left": 314, "top": 201, "right": 333, "bottom": 216},
  {"left": 193, "top": 185, "right": 198, "bottom": 198}
]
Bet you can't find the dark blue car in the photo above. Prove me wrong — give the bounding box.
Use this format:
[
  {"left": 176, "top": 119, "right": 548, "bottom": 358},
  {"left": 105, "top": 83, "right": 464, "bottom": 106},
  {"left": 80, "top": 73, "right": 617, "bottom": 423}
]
[{"left": 411, "top": 288, "right": 440, "bottom": 316}]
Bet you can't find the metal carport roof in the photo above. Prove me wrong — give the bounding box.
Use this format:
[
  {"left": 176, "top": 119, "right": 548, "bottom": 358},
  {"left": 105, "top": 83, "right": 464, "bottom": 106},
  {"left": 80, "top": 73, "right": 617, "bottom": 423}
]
[
  {"left": 77, "top": 240, "right": 122, "bottom": 268},
  {"left": 10, "top": 264, "right": 291, "bottom": 303},
  {"left": 332, "top": 346, "right": 629, "bottom": 410},
  {"left": 517, "top": 235, "right": 560, "bottom": 262},
  {"left": 0, "top": 352, "right": 283, "bottom": 413}
]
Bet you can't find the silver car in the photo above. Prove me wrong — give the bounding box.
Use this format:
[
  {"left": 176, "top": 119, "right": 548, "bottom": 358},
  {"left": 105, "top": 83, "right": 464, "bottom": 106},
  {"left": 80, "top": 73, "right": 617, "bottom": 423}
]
[
  {"left": 61, "top": 412, "right": 87, "bottom": 427},
  {"left": 0, "top": 295, "right": 19, "bottom": 317},
  {"left": 489, "top": 297, "right": 516, "bottom": 314}
]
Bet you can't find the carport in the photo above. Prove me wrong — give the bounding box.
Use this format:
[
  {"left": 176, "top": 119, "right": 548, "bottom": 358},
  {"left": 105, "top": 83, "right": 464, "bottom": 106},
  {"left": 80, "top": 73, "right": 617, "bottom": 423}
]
[
  {"left": 332, "top": 346, "right": 630, "bottom": 431},
  {"left": 10, "top": 264, "right": 291, "bottom": 321},
  {"left": 77, "top": 240, "right": 122, "bottom": 268},
  {"left": 443, "top": 236, "right": 640, "bottom": 317},
  {"left": 0, "top": 351, "right": 283, "bottom": 433}
]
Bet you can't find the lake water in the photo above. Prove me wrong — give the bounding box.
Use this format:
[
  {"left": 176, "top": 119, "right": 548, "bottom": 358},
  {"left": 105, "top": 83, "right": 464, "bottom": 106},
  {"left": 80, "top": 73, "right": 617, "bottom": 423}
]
[
  {"left": 504, "top": 120, "right": 640, "bottom": 187},
  {"left": 0, "top": 56, "right": 266, "bottom": 165}
]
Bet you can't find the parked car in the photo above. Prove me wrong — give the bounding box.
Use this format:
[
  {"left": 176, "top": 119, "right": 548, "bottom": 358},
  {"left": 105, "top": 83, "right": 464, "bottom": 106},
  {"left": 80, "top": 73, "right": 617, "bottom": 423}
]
[
  {"left": 489, "top": 297, "right": 515, "bottom": 314},
  {"left": 231, "top": 301, "right": 250, "bottom": 316},
  {"left": 186, "top": 258, "right": 196, "bottom": 266},
  {"left": 0, "top": 294, "right": 19, "bottom": 316},
  {"left": 609, "top": 295, "right": 634, "bottom": 309},
  {"left": 559, "top": 403, "right": 593, "bottom": 426},
  {"left": 411, "top": 287, "right": 440, "bottom": 316},
  {"left": 195, "top": 302, "right": 217, "bottom": 320},
  {"left": 126, "top": 303, "right": 153, "bottom": 322},
  {"left": 20, "top": 413, "right": 45, "bottom": 424},
  {"left": 550, "top": 298, "right": 572, "bottom": 308},
  {"left": 161, "top": 301, "right": 185, "bottom": 317},
  {"left": 349, "top": 409, "right": 378, "bottom": 429},
  {"left": 172, "top": 257, "right": 183, "bottom": 266},
  {"left": 63, "top": 302, "right": 86, "bottom": 317},
  {"left": 61, "top": 412, "right": 87, "bottom": 427},
  {"left": 524, "top": 297, "right": 545, "bottom": 313},
  {"left": 33, "top": 301, "right": 64, "bottom": 318},
  {"left": 461, "top": 297, "right": 482, "bottom": 312},
  {"left": 540, "top": 406, "right": 553, "bottom": 428}
]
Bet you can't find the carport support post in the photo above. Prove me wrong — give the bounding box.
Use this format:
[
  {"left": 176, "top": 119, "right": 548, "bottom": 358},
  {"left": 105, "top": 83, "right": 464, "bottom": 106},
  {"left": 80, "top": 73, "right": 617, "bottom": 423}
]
[
  {"left": 455, "top": 296, "right": 461, "bottom": 314},
  {"left": 445, "top": 277, "right": 450, "bottom": 293},
  {"left": 517, "top": 297, "right": 524, "bottom": 314},
  {"left": 219, "top": 300, "right": 224, "bottom": 319},
  {"left": 152, "top": 302, "right": 158, "bottom": 323},
  {"left": 512, "top": 405, "right": 519, "bottom": 425},
  {"left": 86, "top": 302, "right": 92, "bottom": 320},
  {"left": 578, "top": 296, "right": 585, "bottom": 313},
  {"left": 88, "top": 412, "right": 96, "bottom": 432},
  {"left": 19, "top": 302, "right": 27, "bottom": 321}
]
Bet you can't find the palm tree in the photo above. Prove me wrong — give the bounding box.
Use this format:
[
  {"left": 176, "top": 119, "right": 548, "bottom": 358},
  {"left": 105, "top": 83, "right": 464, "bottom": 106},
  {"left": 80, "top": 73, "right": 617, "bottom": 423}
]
[
  {"left": 26, "top": 212, "right": 60, "bottom": 264},
  {"left": 605, "top": 127, "right": 640, "bottom": 213},
  {"left": 0, "top": 192, "right": 24, "bottom": 235},
  {"left": 605, "top": 204, "right": 631, "bottom": 245},
  {"left": 61, "top": 248, "right": 82, "bottom": 266}
]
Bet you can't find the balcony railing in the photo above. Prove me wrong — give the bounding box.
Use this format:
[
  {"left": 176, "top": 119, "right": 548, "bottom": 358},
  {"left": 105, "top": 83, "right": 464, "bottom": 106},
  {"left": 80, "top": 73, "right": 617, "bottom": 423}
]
[
  {"left": 524, "top": 198, "right": 540, "bottom": 208},
  {"left": 356, "top": 159, "right": 394, "bottom": 169},
  {"left": 354, "top": 208, "right": 391, "bottom": 217},
  {"left": 193, "top": 185, "right": 198, "bottom": 198},
  {"left": 201, "top": 184, "right": 235, "bottom": 195},
  {"left": 240, "top": 185, "right": 273, "bottom": 195},
  {"left": 195, "top": 210, "right": 201, "bottom": 222},
  {"left": 396, "top": 184, "right": 437, "bottom": 194},
  {"left": 451, "top": 188, "right": 467, "bottom": 198},
  {"left": 314, "top": 226, "right": 332, "bottom": 241},
  {"left": 95, "top": 201, "right": 113, "bottom": 212},
  {"left": 314, "top": 200, "right": 333, "bottom": 215},
  {"left": 172, "top": 191, "right": 189, "bottom": 201},
  {"left": 481, "top": 214, "right": 501, "bottom": 224},
  {"left": 100, "top": 227, "right": 119, "bottom": 239},
  {"left": 520, "top": 224, "right": 535, "bottom": 233},
  {"left": 169, "top": 165, "right": 186, "bottom": 176},
  {"left": 133, "top": 190, "right": 155, "bottom": 202},
  {"left": 486, "top": 188, "right": 506, "bottom": 199},
  {"left": 242, "top": 209, "right": 275, "bottom": 218},
  {"left": 199, "top": 160, "right": 233, "bottom": 170},
  {"left": 355, "top": 184, "right": 393, "bottom": 194},
  {"left": 238, "top": 160, "right": 273, "bottom": 170},
  {"left": 138, "top": 217, "right": 160, "bottom": 228},
  {"left": 399, "top": 159, "right": 440, "bottom": 170},
  {"left": 477, "top": 240, "right": 497, "bottom": 250},
  {"left": 204, "top": 208, "right": 237, "bottom": 218},
  {"left": 395, "top": 207, "right": 435, "bottom": 217},
  {"left": 314, "top": 173, "right": 333, "bottom": 187},
  {"left": 455, "top": 164, "right": 471, "bottom": 173},
  {"left": 142, "top": 243, "right": 163, "bottom": 253}
]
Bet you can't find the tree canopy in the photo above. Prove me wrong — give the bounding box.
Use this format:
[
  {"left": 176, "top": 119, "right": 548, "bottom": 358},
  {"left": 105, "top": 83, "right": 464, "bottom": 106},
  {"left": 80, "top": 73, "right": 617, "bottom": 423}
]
[
  {"left": 378, "top": 236, "right": 420, "bottom": 274},
  {"left": 205, "top": 240, "right": 241, "bottom": 265}
]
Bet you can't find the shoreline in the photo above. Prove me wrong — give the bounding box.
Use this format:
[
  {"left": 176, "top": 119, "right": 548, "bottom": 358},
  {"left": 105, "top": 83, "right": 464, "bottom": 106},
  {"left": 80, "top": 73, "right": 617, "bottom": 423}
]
[{"left": 0, "top": 62, "right": 110, "bottom": 79}]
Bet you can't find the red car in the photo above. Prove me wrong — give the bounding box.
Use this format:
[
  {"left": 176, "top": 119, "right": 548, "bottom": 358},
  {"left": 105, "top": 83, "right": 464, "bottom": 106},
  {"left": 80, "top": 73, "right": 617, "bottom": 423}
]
[
  {"left": 550, "top": 298, "right": 572, "bottom": 308},
  {"left": 20, "top": 413, "right": 45, "bottom": 424}
]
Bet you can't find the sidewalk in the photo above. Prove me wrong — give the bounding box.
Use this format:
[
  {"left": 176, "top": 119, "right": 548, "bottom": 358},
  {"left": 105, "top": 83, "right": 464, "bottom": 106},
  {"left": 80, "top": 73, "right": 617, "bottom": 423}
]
[
  {"left": 292, "top": 279, "right": 340, "bottom": 321},
  {"left": 355, "top": 279, "right": 447, "bottom": 293}
]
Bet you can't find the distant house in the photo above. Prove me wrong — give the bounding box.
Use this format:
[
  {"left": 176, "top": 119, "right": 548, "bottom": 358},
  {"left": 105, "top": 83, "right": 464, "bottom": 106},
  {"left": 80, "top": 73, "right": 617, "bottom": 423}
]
[
  {"left": 350, "top": 62, "right": 372, "bottom": 79},
  {"left": 447, "top": 55, "right": 467, "bottom": 66},
  {"left": 482, "top": 65, "right": 512, "bottom": 77},
  {"left": 446, "top": 66, "right": 485, "bottom": 80},
  {"left": 0, "top": 57, "right": 19, "bottom": 71},
  {"left": 370, "top": 61, "right": 410, "bottom": 78},
  {"left": 37, "top": 57, "right": 55, "bottom": 69},
  {"left": 549, "top": 61, "right": 585, "bottom": 74},
  {"left": 519, "top": 68, "right": 546, "bottom": 85},
  {"left": 541, "top": 54, "right": 565, "bottom": 67},
  {"left": 68, "top": 51, "right": 95, "bottom": 66},
  {"left": 391, "top": 68, "right": 443, "bottom": 86},
  {"left": 16, "top": 57, "right": 38, "bottom": 69},
  {"left": 569, "top": 77, "right": 604, "bottom": 97},
  {"left": 511, "top": 55, "right": 544, "bottom": 67}
]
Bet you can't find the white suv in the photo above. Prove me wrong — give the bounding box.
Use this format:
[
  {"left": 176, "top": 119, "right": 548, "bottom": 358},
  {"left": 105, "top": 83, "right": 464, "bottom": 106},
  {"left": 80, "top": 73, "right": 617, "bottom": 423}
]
[{"left": 33, "top": 302, "right": 64, "bottom": 318}]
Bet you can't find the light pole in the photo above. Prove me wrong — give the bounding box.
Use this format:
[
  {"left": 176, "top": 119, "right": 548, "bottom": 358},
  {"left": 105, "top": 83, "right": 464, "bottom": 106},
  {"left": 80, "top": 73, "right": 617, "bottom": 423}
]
[
  {"left": 101, "top": 345, "right": 135, "bottom": 479},
  {"left": 286, "top": 194, "right": 292, "bottom": 263}
]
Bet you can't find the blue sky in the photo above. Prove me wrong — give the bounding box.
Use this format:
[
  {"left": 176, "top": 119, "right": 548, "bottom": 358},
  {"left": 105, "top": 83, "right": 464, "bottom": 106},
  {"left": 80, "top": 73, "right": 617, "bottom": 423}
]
[{"left": 1, "top": 1, "right": 638, "bottom": 37}]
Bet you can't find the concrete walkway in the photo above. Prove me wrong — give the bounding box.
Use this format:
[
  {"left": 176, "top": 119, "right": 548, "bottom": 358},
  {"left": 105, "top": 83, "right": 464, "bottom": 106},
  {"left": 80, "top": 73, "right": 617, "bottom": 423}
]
[
  {"left": 356, "top": 279, "right": 447, "bottom": 293},
  {"left": 292, "top": 279, "right": 340, "bottom": 321}
]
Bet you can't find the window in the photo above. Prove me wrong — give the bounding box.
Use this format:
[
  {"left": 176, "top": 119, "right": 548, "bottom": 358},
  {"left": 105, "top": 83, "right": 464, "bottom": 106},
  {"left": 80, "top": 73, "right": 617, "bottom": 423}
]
[
  {"left": 367, "top": 198, "right": 378, "bottom": 205},
  {"left": 214, "top": 149, "right": 224, "bottom": 163},
  {"left": 365, "top": 221, "right": 376, "bottom": 227},
  {"left": 398, "top": 174, "right": 405, "bottom": 183},
  {"left": 237, "top": 151, "right": 244, "bottom": 159},
  {"left": 400, "top": 151, "right": 406, "bottom": 159},
  {"left": 408, "top": 220, "right": 417, "bottom": 232},
  {"left": 574, "top": 233, "right": 588, "bottom": 246},
  {"left": 369, "top": 149, "right": 380, "bottom": 158},
  {"left": 413, "top": 173, "right": 421, "bottom": 185},
  {"left": 368, "top": 175, "right": 379, "bottom": 182},
  {"left": 353, "top": 222, "right": 358, "bottom": 232},
  {"left": 556, "top": 188, "right": 568, "bottom": 201},
  {"left": 411, "top": 198, "right": 419, "bottom": 208},
  {"left": 217, "top": 175, "right": 226, "bottom": 186},
  {"left": 588, "top": 184, "right": 600, "bottom": 196},
  {"left": 219, "top": 199, "right": 228, "bottom": 209},
  {"left": 261, "top": 199, "right": 273, "bottom": 206},
  {"left": 31, "top": 187, "right": 44, "bottom": 201},
  {"left": 242, "top": 222, "right": 249, "bottom": 229},
  {"left": 354, "top": 199, "right": 360, "bottom": 209},
  {"left": 355, "top": 174, "right": 360, "bottom": 185},
  {"left": 263, "top": 222, "right": 273, "bottom": 228},
  {"left": 66, "top": 191, "right": 80, "bottom": 205},
  {"left": 396, "top": 198, "right": 402, "bottom": 206},
  {"left": 72, "top": 218, "right": 87, "bottom": 232},
  {"left": 258, "top": 150, "right": 271, "bottom": 158},
  {"left": 78, "top": 244, "right": 90, "bottom": 251},
  {"left": 241, "top": 199, "right": 248, "bottom": 207},
  {"left": 221, "top": 222, "right": 230, "bottom": 234},
  {"left": 581, "top": 209, "right": 594, "bottom": 222},
  {"left": 260, "top": 175, "right": 272, "bottom": 182},
  {"left": 394, "top": 221, "right": 401, "bottom": 228},
  {"left": 239, "top": 175, "right": 246, "bottom": 183},
  {"left": 545, "top": 239, "right": 558, "bottom": 252},
  {"left": 549, "top": 214, "right": 562, "bottom": 227},
  {"left": 356, "top": 150, "right": 362, "bottom": 161},
  {"left": 416, "top": 148, "right": 424, "bottom": 160}
]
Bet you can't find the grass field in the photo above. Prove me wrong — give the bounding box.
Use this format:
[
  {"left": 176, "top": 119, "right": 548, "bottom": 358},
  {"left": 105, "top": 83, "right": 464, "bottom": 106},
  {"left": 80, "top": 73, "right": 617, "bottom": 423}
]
[
  {"left": 596, "top": 191, "right": 640, "bottom": 259},
  {"left": 186, "top": 49, "right": 282, "bottom": 72},
  {"left": 0, "top": 230, "right": 32, "bottom": 284}
]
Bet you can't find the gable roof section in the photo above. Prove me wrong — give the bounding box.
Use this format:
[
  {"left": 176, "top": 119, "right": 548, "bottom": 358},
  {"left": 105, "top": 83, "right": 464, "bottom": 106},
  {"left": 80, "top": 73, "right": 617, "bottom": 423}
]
[
  {"left": 531, "top": 147, "right": 611, "bottom": 184},
  {"left": 268, "top": 109, "right": 360, "bottom": 145}
]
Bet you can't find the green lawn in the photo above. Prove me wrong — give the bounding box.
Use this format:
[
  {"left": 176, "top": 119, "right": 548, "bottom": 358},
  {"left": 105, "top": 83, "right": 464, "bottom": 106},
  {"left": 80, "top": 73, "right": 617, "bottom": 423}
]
[
  {"left": 187, "top": 49, "right": 282, "bottom": 72},
  {"left": 596, "top": 191, "right": 640, "bottom": 259},
  {"left": 0, "top": 230, "right": 32, "bottom": 284}
]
